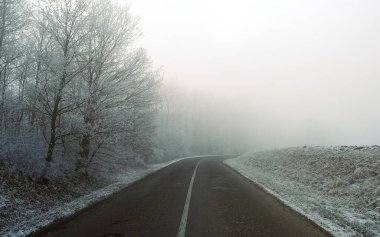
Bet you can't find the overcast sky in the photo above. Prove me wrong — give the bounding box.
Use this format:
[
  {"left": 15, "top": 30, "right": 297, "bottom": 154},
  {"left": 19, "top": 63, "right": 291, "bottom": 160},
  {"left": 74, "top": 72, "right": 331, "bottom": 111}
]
[{"left": 122, "top": 0, "right": 380, "bottom": 148}]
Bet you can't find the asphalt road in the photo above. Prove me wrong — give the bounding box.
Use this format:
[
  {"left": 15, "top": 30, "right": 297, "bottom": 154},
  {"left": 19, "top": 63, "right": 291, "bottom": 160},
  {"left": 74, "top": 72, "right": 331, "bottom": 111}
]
[{"left": 32, "top": 156, "right": 331, "bottom": 237}]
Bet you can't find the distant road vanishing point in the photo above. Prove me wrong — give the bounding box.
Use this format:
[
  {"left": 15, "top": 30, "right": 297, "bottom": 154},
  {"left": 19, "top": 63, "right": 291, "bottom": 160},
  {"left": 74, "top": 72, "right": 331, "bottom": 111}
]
[{"left": 31, "top": 156, "right": 331, "bottom": 237}]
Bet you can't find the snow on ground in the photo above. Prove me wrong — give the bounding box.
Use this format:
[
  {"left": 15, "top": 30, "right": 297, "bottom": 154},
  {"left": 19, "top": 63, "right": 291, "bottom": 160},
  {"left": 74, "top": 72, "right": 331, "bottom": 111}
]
[
  {"left": 0, "top": 195, "right": 7, "bottom": 208},
  {"left": 225, "top": 146, "right": 380, "bottom": 237},
  {"left": 0, "top": 157, "right": 191, "bottom": 237}
]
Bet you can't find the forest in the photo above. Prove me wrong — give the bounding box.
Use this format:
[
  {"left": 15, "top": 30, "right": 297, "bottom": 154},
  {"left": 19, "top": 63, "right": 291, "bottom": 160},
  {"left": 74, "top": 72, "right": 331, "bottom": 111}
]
[{"left": 0, "top": 0, "right": 245, "bottom": 183}]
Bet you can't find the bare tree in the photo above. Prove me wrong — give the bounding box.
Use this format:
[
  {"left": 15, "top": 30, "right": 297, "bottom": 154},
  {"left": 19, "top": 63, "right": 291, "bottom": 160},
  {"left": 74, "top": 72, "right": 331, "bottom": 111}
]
[
  {"left": 0, "top": 0, "right": 161, "bottom": 181},
  {"left": 36, "top": 0, "right": 91, "bottom": 168},
  {"left": 73, "top": 0, "right": 160, "bottom": 171},
  {"left": 0, "top": 0, "right": 27, "bottom": 131}
]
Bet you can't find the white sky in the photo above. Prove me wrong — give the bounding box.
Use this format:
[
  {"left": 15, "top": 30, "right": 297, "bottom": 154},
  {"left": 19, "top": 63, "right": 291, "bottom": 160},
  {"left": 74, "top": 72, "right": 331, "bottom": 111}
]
[{"left": 121, "top": 0, "right": 380, "bottom": 148}]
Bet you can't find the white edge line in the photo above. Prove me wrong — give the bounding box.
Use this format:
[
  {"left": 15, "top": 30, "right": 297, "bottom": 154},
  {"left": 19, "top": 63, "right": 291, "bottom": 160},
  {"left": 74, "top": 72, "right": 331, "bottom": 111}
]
[
  {"left": 2, "top": 157, "right": 197, "bottom": 237},
  {"left": 177, "top": 161, "right": 201, "bottom": 237}
]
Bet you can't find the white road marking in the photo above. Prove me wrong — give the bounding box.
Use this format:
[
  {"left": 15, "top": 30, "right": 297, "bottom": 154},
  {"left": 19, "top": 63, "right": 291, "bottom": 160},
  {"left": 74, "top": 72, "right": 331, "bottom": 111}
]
[{"left": 177, "top": 161, "right": 201, "bottom": 237}]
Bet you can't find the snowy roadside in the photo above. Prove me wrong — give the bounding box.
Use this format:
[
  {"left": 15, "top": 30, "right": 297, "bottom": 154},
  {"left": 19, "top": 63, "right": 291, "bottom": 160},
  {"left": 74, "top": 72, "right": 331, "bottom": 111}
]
[
  {"left": 0, "top": 195, "right": 6, "bottom": 208},
  {"left": 225, "top": 147, "right": 380, "bottom": 237},
  {"left": 0, "top": 156, "right": 195, "bottom": 237}
]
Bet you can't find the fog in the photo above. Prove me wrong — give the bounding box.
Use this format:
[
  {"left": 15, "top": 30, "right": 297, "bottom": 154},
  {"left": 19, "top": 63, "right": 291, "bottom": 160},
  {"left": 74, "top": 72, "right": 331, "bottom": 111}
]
[{"left": 125, "top": 0, "right": 380, "bottom": 150}]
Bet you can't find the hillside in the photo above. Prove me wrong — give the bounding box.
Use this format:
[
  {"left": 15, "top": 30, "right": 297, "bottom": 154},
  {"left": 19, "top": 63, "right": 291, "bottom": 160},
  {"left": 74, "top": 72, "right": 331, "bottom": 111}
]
[{"left": 225, "top": 146, "right": 380, "bottom": 236}]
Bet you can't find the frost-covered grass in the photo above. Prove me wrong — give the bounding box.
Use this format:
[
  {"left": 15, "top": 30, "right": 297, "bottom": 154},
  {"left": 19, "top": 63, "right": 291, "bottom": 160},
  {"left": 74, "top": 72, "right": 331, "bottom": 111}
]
[
  {"left": 0, "top": 157, "right": 188, "bottom": 237},
  {"left": 225, "top": 146, "right": 380, "bottom": 237},
  {"left": 0, "top": 195, "right": 6, "bottom": 208}
]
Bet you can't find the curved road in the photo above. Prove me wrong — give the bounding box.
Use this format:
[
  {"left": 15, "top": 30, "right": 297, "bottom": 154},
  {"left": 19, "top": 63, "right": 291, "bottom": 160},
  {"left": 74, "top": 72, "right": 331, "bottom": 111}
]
[{"left": 32, "top": 156, "right": 331, "bottom": 237}]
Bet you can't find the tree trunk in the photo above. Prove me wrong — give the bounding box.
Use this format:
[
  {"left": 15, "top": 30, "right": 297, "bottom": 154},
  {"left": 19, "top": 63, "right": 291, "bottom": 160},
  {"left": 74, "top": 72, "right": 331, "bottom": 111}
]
[
  {"left": 45, "top": 75, "right": 65, "bottom": 163},
  {"left": 45, "top": 96, "right": 60, "bottom": 162},
  {"left": 79, "top": 134, "right": 90, "bottom": 160}
]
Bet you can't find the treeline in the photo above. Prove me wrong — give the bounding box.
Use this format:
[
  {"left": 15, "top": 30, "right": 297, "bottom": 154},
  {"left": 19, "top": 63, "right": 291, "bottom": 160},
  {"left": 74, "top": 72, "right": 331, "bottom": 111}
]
[
  {"left": 0, "top": 0, "right": 252, "bottom": 183},
  {"left": 0, "top": 0, "right": 159, "bottom": 181},
  {"left": 155, "top": 80, "right": 251, "bottom": 161}
]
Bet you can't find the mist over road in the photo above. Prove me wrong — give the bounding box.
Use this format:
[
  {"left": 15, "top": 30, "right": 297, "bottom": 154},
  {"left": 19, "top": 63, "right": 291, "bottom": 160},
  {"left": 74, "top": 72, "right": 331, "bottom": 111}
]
[{"left": 32, "top": 157, "right": 330, "bottom": 237}]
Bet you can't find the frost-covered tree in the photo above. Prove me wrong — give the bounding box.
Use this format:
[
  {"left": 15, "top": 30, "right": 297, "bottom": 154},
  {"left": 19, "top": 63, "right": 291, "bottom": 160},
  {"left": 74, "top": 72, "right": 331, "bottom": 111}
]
[
  {"left": 71, "top": 0, "right": 159, "bottom": 171},
  {"left": 0, "top": 0, "right": 28, "bottom": 131},
  {"left": 35, "top": 0, "right": 91, "bottom": 167},
  {"left": 0, "top": 0, "right": 161, "bottom": 181}
]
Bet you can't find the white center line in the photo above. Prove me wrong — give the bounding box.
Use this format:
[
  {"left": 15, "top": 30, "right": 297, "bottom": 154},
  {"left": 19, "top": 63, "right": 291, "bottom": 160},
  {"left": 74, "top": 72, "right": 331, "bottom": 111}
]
[{"left": 177, "top": 161, "right": 201, "bottom": 237}]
